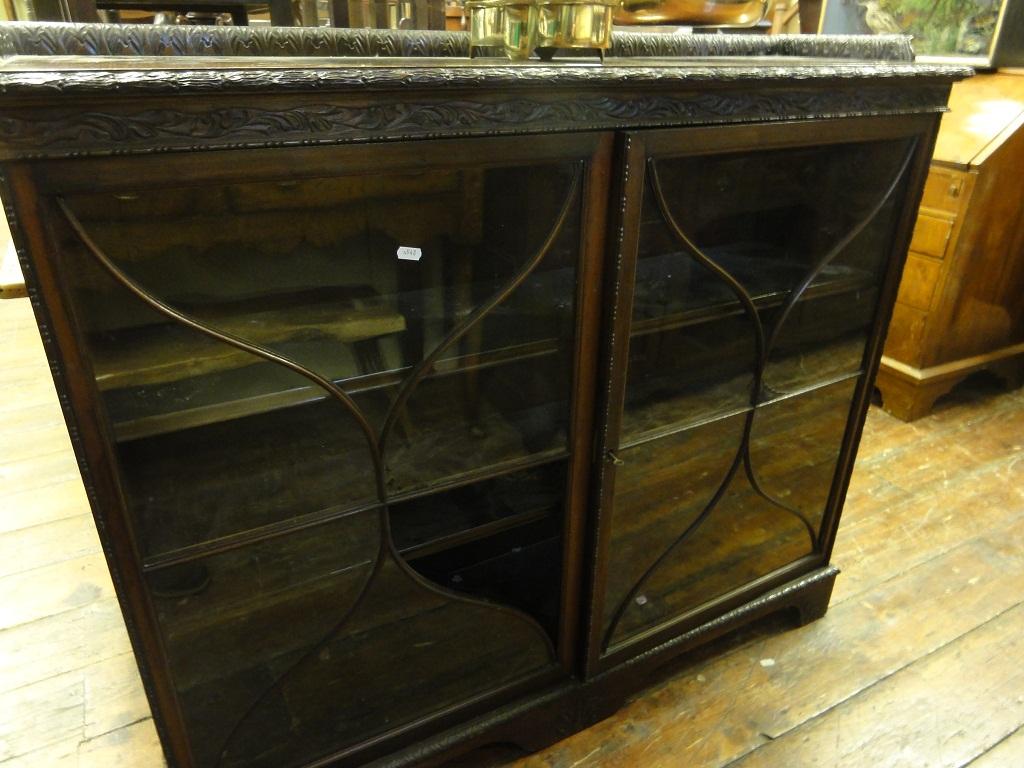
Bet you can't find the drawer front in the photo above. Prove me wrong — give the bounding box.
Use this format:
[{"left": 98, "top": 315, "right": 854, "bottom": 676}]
[
  {"left": 920, "top": 167, "right": 967, "bottom": 214},
  {"left": 909, "top": 213, "right": 954, "bottom": 259},
  {"left": 896, "top": 253, "right": 943, "bottom": 311}
]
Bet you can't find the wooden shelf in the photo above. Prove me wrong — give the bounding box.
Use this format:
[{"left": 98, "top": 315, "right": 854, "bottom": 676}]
[
  {"left": 106, "top": 334, "right": 566, "bottom": 442},
  {"left": 129, "top": 376, "right": 570, "bottom": 563},
  {"left": 390, "top": 460, "right": 565, "bottom": 561},
  {"left": 94, "top": 279, "right": 572, "bottom": 442},
  {"left": 630, "top": 252, "right": 876, "bottom": 339}
]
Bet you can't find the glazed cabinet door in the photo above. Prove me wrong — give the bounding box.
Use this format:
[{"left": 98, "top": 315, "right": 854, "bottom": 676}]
[
  {"left": 587, "top": 117, "right": 933, "bottom": 669},
  {"left": 22, "top": 134, "right": 610, "bottom": 767}
]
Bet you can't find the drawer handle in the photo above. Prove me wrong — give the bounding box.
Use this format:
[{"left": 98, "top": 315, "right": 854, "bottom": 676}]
[{"left": 948, "top": 182, "right": 961, "bottom": 198}]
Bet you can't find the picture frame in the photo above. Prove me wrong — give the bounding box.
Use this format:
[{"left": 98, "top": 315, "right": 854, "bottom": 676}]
[{"left": 818, "top": 0, "right": 1024, "bottom": 68}]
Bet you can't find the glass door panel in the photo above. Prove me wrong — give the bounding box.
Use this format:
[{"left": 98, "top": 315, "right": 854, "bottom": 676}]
[
  {"left": 51, "top": 140, "right": 597, "bottom": 766},
  {"left": 605, "top": 377, "right": 859, "bottom": 649},
  {"left": 620, "top": 137, "right": 911, "bottom": 442},
  {"left": 597, "top": 125, "right": 919, "bottom": 657},
  {"left": 58, "top": 161, "right": 581, "bottom": 547},
  {"left": 148, "top": 511, "right": 555, "bottom": 768}
]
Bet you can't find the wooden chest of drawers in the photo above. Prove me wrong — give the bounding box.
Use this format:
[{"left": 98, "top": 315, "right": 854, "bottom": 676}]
[{"left": 878, "top": 72, "right": 1024, "bottom": 420}]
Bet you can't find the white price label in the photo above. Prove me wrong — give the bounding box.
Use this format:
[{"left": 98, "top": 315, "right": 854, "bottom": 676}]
[{"left": 397, "top": 246, "right": 422, "bottom": 261}]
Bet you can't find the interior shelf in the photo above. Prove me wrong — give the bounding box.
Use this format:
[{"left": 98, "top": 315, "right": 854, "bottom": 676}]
[
  {"left": 94, "top": 278, "right": 572, "bottom": 442},
  {"left": 389, "top": 461, "right": 565, "bottom": 561},
  {"left": 130, "top": 375, "right": 570, "bottom": 564},
  {"left": 629, "top": 247, "right": 876, "bottom": 338},
  {"left": 620, "top": 354, "right": 864, "bottom": 450}
]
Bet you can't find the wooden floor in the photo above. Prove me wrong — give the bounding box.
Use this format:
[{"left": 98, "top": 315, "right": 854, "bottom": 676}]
[{"left": 2, "top": 293, "right": 1023, "bottom": 768}]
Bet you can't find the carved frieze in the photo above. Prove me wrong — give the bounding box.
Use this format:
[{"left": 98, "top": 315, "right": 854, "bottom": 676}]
[{"left": 0, "top": 84, "right": 954, "bottom": 159}]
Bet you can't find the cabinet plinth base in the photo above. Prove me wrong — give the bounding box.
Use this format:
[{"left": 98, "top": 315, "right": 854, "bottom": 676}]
[
  {"left": 369, "top": 565, "right": 840, "bottom": 768},
  {"left": 877, "top": 345, "right": 1024, "bottom": 421}
]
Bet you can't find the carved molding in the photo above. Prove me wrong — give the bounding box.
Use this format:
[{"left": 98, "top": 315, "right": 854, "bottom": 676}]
[
  {"left": 613, "top": 565, "right": 841, "bottom": 668},
  {"left": 0, "top": 84, "right": 953, "bottom": 159},
  {"left": 0, "top": 22, "right": 919, "bottom": 61},
  {"left": 0, "top": 61, "right": 970, "bottom": 98}
]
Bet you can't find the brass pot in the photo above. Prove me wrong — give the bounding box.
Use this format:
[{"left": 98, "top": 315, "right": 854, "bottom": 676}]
[
  {"left": 536, "top": 0, "right": 618, "bottom": 51},
  {"left": 467, "top": 0, "right": 537, "bottom": 60},
  {"left": 613, "top": 0, "right": 768, "bottom": 27}
]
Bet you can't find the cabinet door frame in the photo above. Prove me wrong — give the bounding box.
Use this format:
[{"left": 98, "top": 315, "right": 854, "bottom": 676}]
[
  {"left": 11, "top": 131, "right": 613, "bottom": 768},
  {"left": 583, "top": 114, "right": 941, "bottom": 675}
]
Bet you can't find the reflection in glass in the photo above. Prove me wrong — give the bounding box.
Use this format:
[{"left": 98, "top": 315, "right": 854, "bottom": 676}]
[
  {"left": 148, "top": 511, "right": 556, "bottom": 768},
  {"left": 605, "top": 377, "right": 859, "bottom": 648},
  {"left": 622, "top": 139, "right": 910, "bottom": 438}
]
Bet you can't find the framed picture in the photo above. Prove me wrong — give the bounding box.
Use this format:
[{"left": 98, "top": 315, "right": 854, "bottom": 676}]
[{"left": 818, "top": 0, "right": 1024, "bottom": 67}]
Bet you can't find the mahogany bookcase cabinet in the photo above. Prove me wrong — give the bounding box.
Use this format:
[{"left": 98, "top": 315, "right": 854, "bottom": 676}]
[{"left": 0, "top": 24, "right": 969, "bottom": 768}]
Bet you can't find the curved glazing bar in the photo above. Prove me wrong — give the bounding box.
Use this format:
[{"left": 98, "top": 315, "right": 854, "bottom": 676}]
[
  {"left": 761, "top": 144, "right": 916, "bottom": 363},
  {"left": 604, "top": 145, "right": 913, "bottom": 649},
  {"left": 378, "top": 163, "right": 583, "bottom": 459},
  {"left": 60, "top": 190, "right": 563, "bottom": 767},
  {"left": 742, "top": 142, "right": 916, "bottom": 539},
  {"left": 601, "top": 161, "right": 766, "bottom": 648},
  {"left": 57, "top": 198, "right": 388, "bottom": 502}
]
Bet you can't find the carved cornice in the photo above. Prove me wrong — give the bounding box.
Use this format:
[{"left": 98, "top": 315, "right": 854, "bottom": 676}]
[
  {"left": 0, "top": 23, "right": 969, "bottom": 159},
  {"left": 0, "top": 61, "right": 970, "bottom": 98},
  {"left": 0, "top": 23, "right": 919, "bottom": 62},
  {"left": 0, "top": 83, "right": 953, "bottom": 159}
]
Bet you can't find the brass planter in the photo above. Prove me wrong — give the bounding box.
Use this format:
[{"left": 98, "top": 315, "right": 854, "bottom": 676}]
[
  {"left": 468, "top": 0, "right": 617, "bottom": 60},
  {"left": 536, "top": 0, "right": 618, "bottom": 51},
  {"left": 467, "top": 0, "right": 537, "bottom": 60},
  {"left": 614, "top": 0, "right": 768, "bottom": 27}
]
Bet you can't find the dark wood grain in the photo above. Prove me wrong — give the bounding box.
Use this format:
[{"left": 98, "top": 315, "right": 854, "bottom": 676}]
[{"left": 0, "top": 29, "right": 963, "bottom": 768}]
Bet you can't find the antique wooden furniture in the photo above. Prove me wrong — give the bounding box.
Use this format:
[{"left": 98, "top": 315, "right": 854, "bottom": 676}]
[
  {"left": 0, "top": 23, "right": 968, "bottom": 768},
  {"left": 878, "top": 72, "right": 1024, "bottom": 421}
]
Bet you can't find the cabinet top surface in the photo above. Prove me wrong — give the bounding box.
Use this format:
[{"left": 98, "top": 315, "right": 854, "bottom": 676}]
[
  {"left": 0, "top": 24, "right": 971, "bottom": 162},
  {"left": 0, "top": 23, "right": 971, "bottom": 98},
  {"left": 933, "top": 72, "right": 1024, "bottom": 168}
]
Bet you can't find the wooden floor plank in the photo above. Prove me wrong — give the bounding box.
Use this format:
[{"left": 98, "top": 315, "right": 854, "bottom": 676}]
[
  {"left": 730, "top": 601, "right": 1024, "bottom": 768},
  {"left": 0, "top": 451, "right": 82, "bottom": 502},
  {"left": 0, "top": 514, "right": 102, "bottom": 580},
  {"left": 81, "top": 653, "right": 153, "bottom": 740},
  {"left": 0, "top": 479, "right": 90, "bottom": 535},
  {"left": 0, "top": 668, "right": 85, "bottom": 761},
  {"left": 830, "top": 452, "right": 1024, "bottom": 604},
  {"left": 76, "top": 718, "right": 165, "bottom": 768},
  {"left": 967, "top": 724, "right": 1024, "bottom": 767},
  {"left": 0, "top": 552, "right": 115, "bottom": 630},
  {"left": 0, "top": 419, "right": 73, "bottom": 465},
  {"left": 0, "top": 598, "right": 133, "bottom": 695}
]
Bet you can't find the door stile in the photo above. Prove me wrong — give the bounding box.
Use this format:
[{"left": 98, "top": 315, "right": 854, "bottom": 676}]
[
  {"left": 559, "top": 133, "right": 614, "bottom": 672},
  {"left": 582, "top": 132, "right": 648, "bottom": 677}
]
